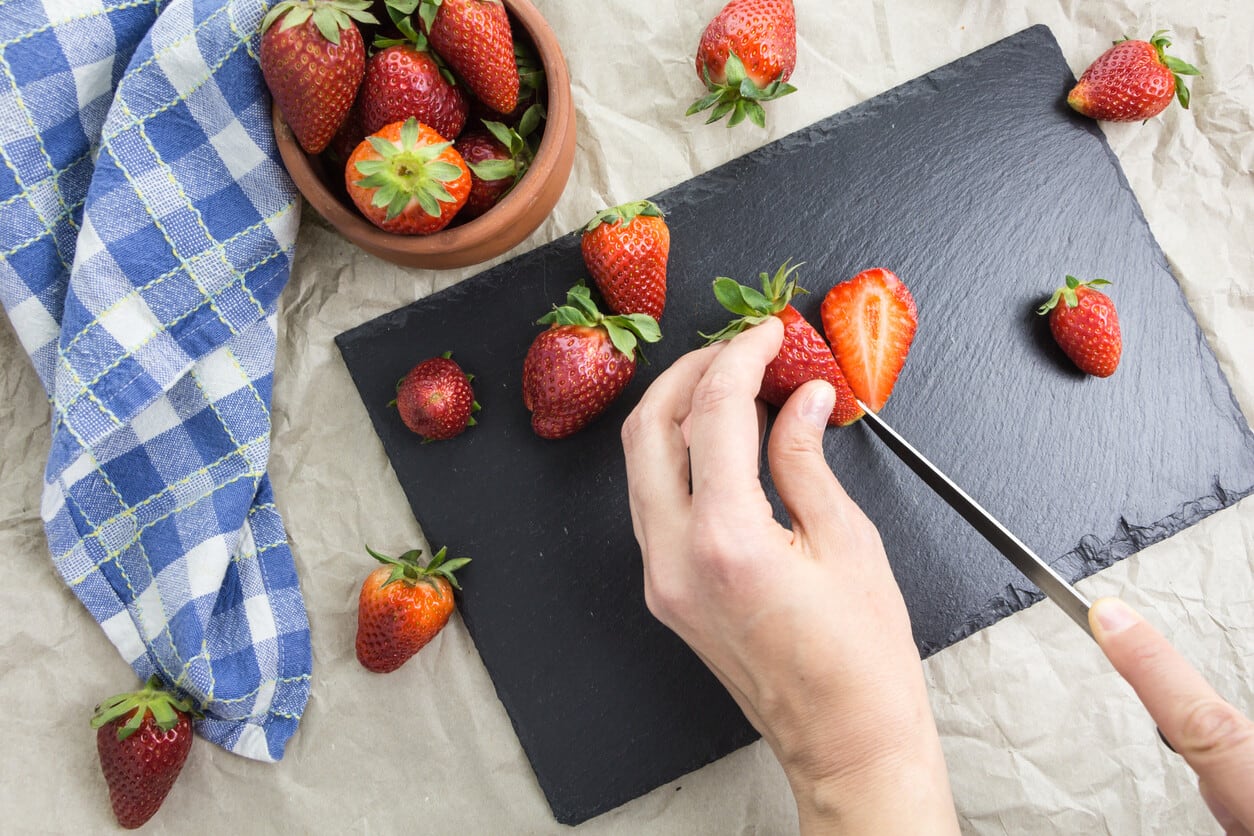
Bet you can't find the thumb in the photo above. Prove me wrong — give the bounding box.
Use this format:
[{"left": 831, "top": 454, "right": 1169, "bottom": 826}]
[
  {"left": 1090, "top": 597, "right": 1254, "bottom": 830},
  {"left": 767, "top": 379, "right": 857, "bottom": 536}
]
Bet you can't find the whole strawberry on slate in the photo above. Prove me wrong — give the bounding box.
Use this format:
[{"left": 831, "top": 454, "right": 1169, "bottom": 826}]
[
  {"left": 395, "top": 352, "right": 479, "bottom": 440},
  {"left": 91, "top": 676, "right": 198, "bottom": 829},
  {"left": 260, "top": 0, "right": 377, "bottom": 154},
  {"left": 688, "top": 0, "right": 797, "bottom": 128},
  {"left": 820, "top": 267, "right": 918, "bottom": 412},
  {"left": 455, "top": 115, "right": 537, "bottom": 220},
  {"left": 523, "top": 283, "right": 661, "bottom": 440},
  {"left": 1068, "top": 30, "right": 1200, "bottom": 121},
  {"left": 704, "top": 261, "right": 862, "bottom": 425},
  {"left": 1038, "top": 275, "right": 1122, "bottom": 377},
  {"left": 345, "top": 117, "right": 471, "bottom": 234},
  {"left": 357, "top": 11, "right": 469, "bottom": 141},
  {"left": 417, "top": 0, "right": 520, "bottom": 115},
  {"left": 580, "top": 200, "right": 671, "bottom": 321},
  {"left": 356, "top": 545, "right": 470, "bottom": 673}
]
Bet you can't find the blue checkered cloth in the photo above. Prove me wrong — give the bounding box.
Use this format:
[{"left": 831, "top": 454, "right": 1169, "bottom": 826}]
[{"left": 0, "top": 0, "right": 311, "bottom": 761}]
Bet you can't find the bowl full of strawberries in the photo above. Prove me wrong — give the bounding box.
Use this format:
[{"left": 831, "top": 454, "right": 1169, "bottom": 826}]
[{"left": 263, "top": 0, "right": 575, "bottom": 269}]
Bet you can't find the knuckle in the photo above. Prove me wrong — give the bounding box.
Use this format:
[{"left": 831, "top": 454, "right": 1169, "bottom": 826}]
[
  {"left": 1177, "top": 699, "right": 1253, "bottom": 757},
  {"left": 691, "top": 369, "right": 743, "bottom": 416}
]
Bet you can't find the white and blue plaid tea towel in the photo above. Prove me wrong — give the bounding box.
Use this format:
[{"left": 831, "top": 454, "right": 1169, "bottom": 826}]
[{"left": 0, "top": 0, "right": 312, "bottom": 761}]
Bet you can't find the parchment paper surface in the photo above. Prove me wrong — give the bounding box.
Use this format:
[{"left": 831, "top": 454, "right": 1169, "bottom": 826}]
[{"left": 2, "top": 1, "right": 1250, "bottom": 833}]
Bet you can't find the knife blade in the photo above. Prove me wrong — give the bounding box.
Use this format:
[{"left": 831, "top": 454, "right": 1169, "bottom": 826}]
[{"left": 854, "top": 400, "right": 1094, "bottom": 638}]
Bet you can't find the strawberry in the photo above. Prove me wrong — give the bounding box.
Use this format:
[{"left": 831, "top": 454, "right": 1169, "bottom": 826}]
[
  {"left": 356, "top": 545, "right": 470, "bottom": 673},
  {"left": 1067, "top": 30, "right": 1200, "bottom": 121},
  {"left": 91, "top": 676, "right": 198, "bottom": 829},
  {"left": 687, "top": 0, "right": 797, "bottom": 128},
  {"left": 260, "top": 0, "right": 377, "bottom": 155},
  {"left": 704, "top": 261, "right": 862, "bottom": 426},
  {"left": 469, "top": 37, "right": 546, "bottom": 125},
  {"left": 395, "top": 352, "right": 480, "bottom": 440},
  {"left": 418, "top": 0, "right": 520, "bottom": 115},
  {"left": 820, "top": 267, "right": 918, "bottom": 412},
  {"left": 1037, "top": 275, "right": 1122, "bottom": 377},
  {"left": 580, "top": 200, "right": 671, "bottom": 320},
  {"left": 345, "top": 117, "right": 471, "bottom": 234},
  {"left": 523, "top": 284, "right": 662, "bottom": 440},
  {"left": 358, "top": 43, "right": 469, "bottom": 141},
  {"left": 455, "top": 118, "right": 533, "bottom": 220}
]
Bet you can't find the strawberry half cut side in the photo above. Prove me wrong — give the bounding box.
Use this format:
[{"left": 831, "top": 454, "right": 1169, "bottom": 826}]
[{"left": 820, "top": 267, "right": 918, "bottom": 412}]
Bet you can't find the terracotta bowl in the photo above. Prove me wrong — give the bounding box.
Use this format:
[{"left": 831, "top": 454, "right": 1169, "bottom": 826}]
[{"left": 272, "top": 0, "right": 576, "bottom": 269}]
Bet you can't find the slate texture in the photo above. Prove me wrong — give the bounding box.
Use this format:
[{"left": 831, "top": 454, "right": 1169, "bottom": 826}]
[{"left": 336, "top": 25, "right": 1254, "bottom": 825}]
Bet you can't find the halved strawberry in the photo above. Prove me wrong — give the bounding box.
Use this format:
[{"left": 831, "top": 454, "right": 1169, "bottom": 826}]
[{"left": 820, "top": 267, "right": 918, "bottom": 412}]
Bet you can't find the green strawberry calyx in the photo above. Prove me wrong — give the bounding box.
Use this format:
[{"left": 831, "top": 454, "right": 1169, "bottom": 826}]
[
  {"left": 536, "top": 283, "right": 662, "bottom": 361},
  {"left": 367, "top": 545, "right": 471, "bottom": 592},
  {"left": 91, "top": 675, "right": 199, "bottom": 741},
  {"left": 354, "top": 117, "right": 465, "bottom": 220},
  {"left": 1144, "top": 31, "right": 1201, "bottom": 109},
  {"left": 701, "top": 259, "right": 806, "bottom": 343},
  {"left": 583, "top": 199, "right": 664, "bottom": 233},
  {"left": 262, "top": 0, "right": 378, "bottom": 45},
  {"left": 687, "top": 49, "right": 797, "bottom": 129},
  {"left": 1037, "top": 275, "right": 1113, "bottom": 315},
  {"left": 466, "top": 120, "right": 534, "bottom": 184}
]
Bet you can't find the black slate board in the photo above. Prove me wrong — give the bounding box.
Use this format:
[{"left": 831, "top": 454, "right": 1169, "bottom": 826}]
[{"left": 335, "top": 25, "right": 1254, "bottom": 825}]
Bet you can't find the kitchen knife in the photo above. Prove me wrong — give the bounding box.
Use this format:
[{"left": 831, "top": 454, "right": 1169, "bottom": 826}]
[{"left": 854, "top": 400, "right": 1094, "bottom": 638}]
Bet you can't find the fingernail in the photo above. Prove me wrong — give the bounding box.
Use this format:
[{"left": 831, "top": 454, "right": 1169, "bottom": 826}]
[
  {"left": 1091, "top": 598, "right": 1140, "bottom": 635},
  {"left": 801, "top": 382, "right": 835, "bottom": 430}
]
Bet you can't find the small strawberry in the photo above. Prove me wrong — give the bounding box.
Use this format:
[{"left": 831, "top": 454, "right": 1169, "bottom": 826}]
[
  {"left": 356, "top": 545, "right": 470, "bottom": 673},
  {"left": 455, "top": 118, "right": 534, "bottom": 220},
  {"left": 345, "top": 116, "right": 471, "bottom": 234},
  {"left": 704, "top": 261, "right": 862, "bottom": 425},
  {"left": 261, "top": 0, "right": 377, "bottom": 154},
  {"left": 580, "top": 200, "right": 671, "bottom": 320},
  {"left": 1067, "top": 30, "right": 1200, "bottom": 121},
  {"left": 523, "top": 284, "right": 662, "bottom": 440},
  {"left": 687, "top": 0, "right": 797, "bottom": 128},
  {"left": 357, "top": 12, "right": 469, "bottom": 141},
  {"left": 394, "top": 352, "right": 480, "bottom": 440},
  {"left": 1037, "top": 275, "right": 1122, "bottom": 377},
  {"left": 91, "top": 676, "right": 198, "bottom": 829},
  {"left": 820, "top": 267, "right": 918, "bottom": 412},
  {"left": 418, "top": 0, "right": 520, "bottom": 115},
  {"left": 469, "top": 37, "right": 546, "bottom": 125}
]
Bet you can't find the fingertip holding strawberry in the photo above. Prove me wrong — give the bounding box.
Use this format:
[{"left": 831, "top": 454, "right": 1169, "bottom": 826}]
[
  {"left": 523, "top": 283, "right": 662, "bottom": 440},
  {"left": 1038, "top": 275, "right": 1122, "bottom": 377},
  {"left": 92, "top": 676, "right": 199, "bottom": 829},
  {"left": 1067, "top": 30, "right": 1200, "bottom": 122},
  {"left": 356, "top": 545, "right": 471, "bottom": 673},
  {"left": 688, "top": 0, "right": 797, "bottom": 128}
]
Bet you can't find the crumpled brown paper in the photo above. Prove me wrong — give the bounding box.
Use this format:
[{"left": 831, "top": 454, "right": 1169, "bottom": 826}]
[{"left": 2, "top": 0, "right": 1249, "bottom": 832}]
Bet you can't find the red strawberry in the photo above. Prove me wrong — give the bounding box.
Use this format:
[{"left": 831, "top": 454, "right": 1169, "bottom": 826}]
[
  {"left": 395, "top": 352, "right": 480, "bottom": 440},
  {"left": 820, "top": 267, "right": 918, "bottom": 412},
  {"left": 356, "top": 545, "right": 470, "bottom": 673},
  {"left": 345, "top": 117, "right": 471, "bottom": 234},
  {"left": 260, "top": 0, "right": 377, "bottom": 154},
  {"left": 688, "top": 0, "right": 797, "bottom": 128},
  {"left": 1037, "top": 275, "right": 1122, "bottom": 377},
  {"left": 580, "top": 200, "right": 671, "bottom": 320},
  {"left": 91, "top": 676, "right": 198, "bottom": 829},
  {"left": 358, "top": 43, "right": 469, "bottom": 141},
  {"left": 455, "top": 119, "right": 533, "bottom": 220},
  {"left": 1068, "top": 30, "right": 1200, "bottom": 121},
  {"left": 419, "top": 0, "right": 520, "bottom": 115},
  {"left": 522, "top": 284, "right": 662, "bottom": 439},
  {"left": 704, "top": 261, "right": 862, "bottom": 425},
  {"left": 468, "top": 36, "right": 546, "bottom": 125}
]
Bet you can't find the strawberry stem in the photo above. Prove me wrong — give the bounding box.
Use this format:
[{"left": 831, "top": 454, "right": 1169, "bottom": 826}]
[
  {"left": 1037, "top": 275, "right": 1113, "bottom": 314},
  {"left": 353, "top": 118, "right": 464, "bottom": 220},
  {"left": 91, "top": 675, "right": 198, "bottom": 740},
  {"left": 366, "top": 544, "right": 471, "bottom": 591},
  {"left": 702, "top": 259, "right": 805, "bottom": 343},
  {"left": 536, "top": 284, "right": 661, "bottom": 361},
  {"left": 687, "top": 49, "right": 796, "bottom": 129}
]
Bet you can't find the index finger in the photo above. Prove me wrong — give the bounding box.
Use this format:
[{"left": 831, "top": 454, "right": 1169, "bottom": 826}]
[{"left": 687, "top": 317, "right": 784, "bottom": 507}]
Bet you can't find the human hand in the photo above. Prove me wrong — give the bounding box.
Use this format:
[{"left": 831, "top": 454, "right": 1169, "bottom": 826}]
[
  {"left": 621, "top": 318, "right": 958, "bottom": 834},
  {"left": 1090, "top": 597, "right": 1254, "bottom": 835}
]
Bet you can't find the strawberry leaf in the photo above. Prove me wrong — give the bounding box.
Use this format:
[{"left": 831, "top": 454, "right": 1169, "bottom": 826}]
[
  {"left": 517, "top": 104, "right": 544, "bottom": 139},
  {"left": 468, "top": 159, "right": 518, "bottom": 181},
  {"left": 713, "top": 277, "right": 760, "bottom": 316}
]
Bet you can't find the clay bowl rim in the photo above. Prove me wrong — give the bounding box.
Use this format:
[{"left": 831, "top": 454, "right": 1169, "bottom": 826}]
[{"left": 272, "top": 0, "right": 575, "bottom": 266}]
